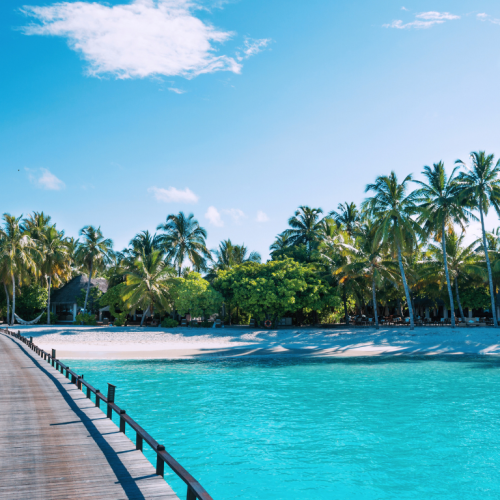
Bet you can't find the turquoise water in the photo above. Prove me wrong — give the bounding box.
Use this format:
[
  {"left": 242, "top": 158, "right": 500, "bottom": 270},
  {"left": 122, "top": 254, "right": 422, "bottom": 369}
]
[{"left": 65, "top": 356, "right": 500, "bottom": 499}]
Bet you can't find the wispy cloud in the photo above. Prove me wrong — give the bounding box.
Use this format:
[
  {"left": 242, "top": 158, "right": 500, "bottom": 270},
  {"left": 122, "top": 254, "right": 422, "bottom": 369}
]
[
  {"left": 168, "top": 87, "right": 185, "bottom": 94},
  {"left": 401, "top": 6, "right": 408, "bottom": 11},
  {"left": 384, "top": 11, "right": 460, "bottom": 29},
  {"left": 222, "top": 208, "right": 245, "bottom": 223},
  {"left": 236, "top": 37, "right": 271, "bottom": 61},
  {"left": 27, "top": 168, "right": 65, "bottom": 190},
  {"left": 205, "top": 206, "right": 223, "bottom": 226},
  {"left": 477, "top": 13, "right": 500, "bottom": 25},
  {"left": 21, "top": 0, "right": 243, "bottom": 79},
  {"left": 148, "top": 186, "right": 199, "bottom": 203},
  {"left": 256, "top": 210, "right": 269, "bottom": 222}
]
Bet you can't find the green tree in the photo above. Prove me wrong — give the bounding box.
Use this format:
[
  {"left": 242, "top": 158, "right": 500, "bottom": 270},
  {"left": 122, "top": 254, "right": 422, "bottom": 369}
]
[
  {"left": 121, "top": 250, "right": 176, "bottom": 326},
  {"left": 0, "top": 214, "right": 37, "bottom": 324},
  {"left": 456, "top": 151, "right": 500, "bottom": 327},
  {"left": 75, "top": 226, "right": 113, "bottom": 313},
  {"left": 414, "top": 162, "right": 472, "bottom": 328},
  {"left": 363, "top": 172, "right": 423, "bottom": 329},
  {"left": 157, "top": 212, "right": 210, "bottom": 276},
  {"left": 174, "top": 273, "right": 222, "bottom": 319},
  {"left": 207, "top": 239, "right": 261, "bottom": 280},
  {"left": 16, "top": 283, "right": 48, "bottom": 320},
  {"left": 99, "top": 283, "right": 129, "bottom": 325},
  {"left": 329, "top": 202, "right": 361, "bottom": 237}
]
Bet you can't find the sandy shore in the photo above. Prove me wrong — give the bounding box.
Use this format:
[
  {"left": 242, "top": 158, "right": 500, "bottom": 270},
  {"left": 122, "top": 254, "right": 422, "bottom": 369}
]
[{"left": 3, "top": 324, "right": 500, "bottom": 359}]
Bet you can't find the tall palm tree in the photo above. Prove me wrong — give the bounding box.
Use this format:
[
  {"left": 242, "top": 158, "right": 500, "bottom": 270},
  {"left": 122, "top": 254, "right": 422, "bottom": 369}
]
[
  {"left": 336, "top": 221, "right": 397, "bottom": 329},
  {"left": 157, "top": 212, "right": 210, "bottom": 276},
  {"left": 363, "top": 172, "right": 423, "bottom": 329},
  {"left": 456, "top": 151, "right": 500, "bottom": 327},
  {"left": 282, "top": 206, "right": 325, "bottom": 258},
  {"left": 39, "top": 226, "right": 70, "bottom": 324},
  {"left": 0, "top": 214, "right": 37, "bottom": 324},
  {"left": 211, "top": 240, "right": 261, "bottom": 271},
  {"left": 329, "top": 202, "right": 361, "bottom": 237},
  {"left": 121, "top": 250, "right": 176, "bottom": 326},
  {"left": 269, "top": 233, "right": 289, "bottom": 258},
  {"left": 75, "top": 226, "right": 113, "bottom": 313},
  {"left": 414, "top": 162, "right": 473, "bottom": 327}
]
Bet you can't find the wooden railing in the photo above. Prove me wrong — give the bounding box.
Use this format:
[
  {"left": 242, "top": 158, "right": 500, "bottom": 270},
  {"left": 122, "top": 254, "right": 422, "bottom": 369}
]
[{"left": 1, "top": 328, "right": 213, "bottom": 500}]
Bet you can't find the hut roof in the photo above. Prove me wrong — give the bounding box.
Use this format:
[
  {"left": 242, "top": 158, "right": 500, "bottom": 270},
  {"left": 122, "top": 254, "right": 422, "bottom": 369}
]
[{"left": 51, "top": 275, "right": 108, "bottom": 304}]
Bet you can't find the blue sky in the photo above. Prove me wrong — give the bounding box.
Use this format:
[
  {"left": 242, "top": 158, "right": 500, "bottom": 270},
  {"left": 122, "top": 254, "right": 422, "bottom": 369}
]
[{"left": 2, "top": 0, "right": 500, "bottom": 258}]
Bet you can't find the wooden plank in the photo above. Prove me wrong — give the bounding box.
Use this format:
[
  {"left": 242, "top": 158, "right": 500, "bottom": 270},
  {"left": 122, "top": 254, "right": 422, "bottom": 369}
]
[{"left": 0, "top": 333, "right": 179, "bottom": 500}]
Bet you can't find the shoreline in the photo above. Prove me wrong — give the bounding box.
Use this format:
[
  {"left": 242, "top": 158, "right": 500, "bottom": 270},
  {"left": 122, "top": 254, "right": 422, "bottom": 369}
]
[{"left": 4, "top": 324, "right": 500, "bottom": 360}]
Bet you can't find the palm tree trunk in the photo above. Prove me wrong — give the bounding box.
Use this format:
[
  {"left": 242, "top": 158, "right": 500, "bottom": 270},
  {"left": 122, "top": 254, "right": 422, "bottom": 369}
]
[
  {"left": 47, "top": 276, "right": 51, "bottom": 325},
  {"left": 479, "top": 205, "right": 498, "bottom": 327},
  {"left": 3, "top": 282, "right": 10, "bottom": 326},
  {"left": 396, "top": 244, "right": 414, "bottom": 330},
  {"left": 11, "top": 274, "right": 16, "bottom": 325},
  {"left": 441, "top": 218, "right": 456, "bottom": 328},
  {"left": 343, "top": 286, "right": 349, "bottom": 325},
  {"left": 455, "top": 278, "right": 465, "bottom": 322},
  {"left": 140, "top": 306, "right": 150, "bottom": 327},
  {"left": 83, "top": 260, "right": 93, "bottom": 313},
  {"left": 372, "top": 274, "right": 379, "bottom": 330}
]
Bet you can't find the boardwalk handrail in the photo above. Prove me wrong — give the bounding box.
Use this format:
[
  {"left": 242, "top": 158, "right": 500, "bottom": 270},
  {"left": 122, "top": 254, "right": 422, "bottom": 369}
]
[{"left": 1, "top": 328, "right": 213, "bottom": 500}]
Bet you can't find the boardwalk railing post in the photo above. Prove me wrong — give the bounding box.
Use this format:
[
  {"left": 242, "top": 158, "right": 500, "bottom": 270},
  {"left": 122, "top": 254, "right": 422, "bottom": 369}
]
[
  {"left": 51, "top": 349, "right": 56, "bottom": 367},
  {"left": 156, "top": 445, "right": 165, "bottom": 476},
  {"left": 107, "top": 383, "right": 116, "bottom": 419},
  {"left": 136, "top": 433, "right": 143, "bottom": 451},
  {"left": 187, "top": 486, "right": 197, "bottom": 500},
  {"left": 95, "top": 390, "right": 101, "bottom": 408},
  {"left": 119, "top": 410, "right": 126, "bottom": 433}
]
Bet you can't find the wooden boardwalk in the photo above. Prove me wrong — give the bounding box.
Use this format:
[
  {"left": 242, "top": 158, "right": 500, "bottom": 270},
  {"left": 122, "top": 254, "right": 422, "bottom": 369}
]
[{"left": 0, "top": 333, "right": 179, "bottom": 500}]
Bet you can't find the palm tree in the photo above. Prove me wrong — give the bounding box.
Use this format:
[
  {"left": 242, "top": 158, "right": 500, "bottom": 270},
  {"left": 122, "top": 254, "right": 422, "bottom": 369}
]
[
  {"left": 121, "top": 250, "right": 176, "bottom": 326},
  {"left": 0, "top": 214, "right": 37, "bottom": 324},
  {"left": 336, "top": 221, "right": 397, "bottom": 329},
  {"left": 414, "top": 162, "right": 473, "bottom": 327},
  {"left": 75, "top": 226, "right": 113, "bottom": 313},
  {"left": 282, "top": 206, "right": 325, "bottom": 258},
  {"left": 456, "top": 151, "right": 500, "bottom": 327},
  {"left": 39, "top": 226, "right": 70, "bottom": 324},
  {"left": 211, "top": 239, "right": 261, "bottom": 272},
  {"left": 329, "top": 202, "right": 361, "bottom": 237},
  {"left": 157, "top": 212, "right": 210, "bottom": 276},
  {"left": 363, "top": 172, "right": 423, "bottom": 329},
  {"left": 22, "top": 211, "right": 52, "bottom": 243},
  {"left": 269, "top": 233, "right": 289, "bottom": 258}
]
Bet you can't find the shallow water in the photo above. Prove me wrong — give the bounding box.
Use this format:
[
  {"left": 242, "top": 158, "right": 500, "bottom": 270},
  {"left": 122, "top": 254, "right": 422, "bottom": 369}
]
[{"left": 65, "top": 356, "right": 500, "bottom": 499}]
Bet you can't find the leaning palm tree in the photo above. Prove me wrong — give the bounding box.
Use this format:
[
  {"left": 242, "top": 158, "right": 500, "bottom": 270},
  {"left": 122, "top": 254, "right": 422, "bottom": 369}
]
[
  {"left": 456, "top": 151, "right": 500, "bottom": 327},
  {"left": 282, "top": 206, "right": 325, "bottom": 258},
  {"left": 39, "top": 226, "right": 70, "bottom": 324},
  {"left": 0, "top": 214, "right": 37, "bottom": 324},
  {"left": 121, "top": 250, "right": 176, "bottom": 326},
  {"left": 363, "top": 172, "right": 424, "bottom": 329},
  {"left": 414, "top": 162, "right": 473, "bottom": 328},
  {"left": 157, "top": 212, "right": 210, "bottom": 276},
  {"left": 74, "top": 226, "right": 113, "bottom": 313},
  {"left": 336, "top": 221, "right": 397, "bottom": 329},
  {"left": 329, "top": 202, "right": 361, "bottom": 237}
]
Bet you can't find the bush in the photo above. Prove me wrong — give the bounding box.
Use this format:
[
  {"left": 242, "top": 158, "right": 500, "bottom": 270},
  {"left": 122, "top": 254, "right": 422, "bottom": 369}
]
[
  {"left": 189, "top": 320, "right": 199, "bottom": 327},
  {"left": 161, "top": 317, "right": 178, "bottom": 328},
  {"left": 39, "top": 312, "right": 58, "bottom": 324},
  {"left": 200, "top": 320, "right": 213, "bottom": 328},
  {"left": 74, "top": 312, "right": 97, "bottom": 326},
  {"left": 112, "top": 311, "right": 128, "bottom": 327}
]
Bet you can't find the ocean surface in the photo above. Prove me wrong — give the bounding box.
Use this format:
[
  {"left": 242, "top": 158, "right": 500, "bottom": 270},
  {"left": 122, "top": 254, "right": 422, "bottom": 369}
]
[{"left": 65, "top": 356, "right": 500, "bottom": 499}]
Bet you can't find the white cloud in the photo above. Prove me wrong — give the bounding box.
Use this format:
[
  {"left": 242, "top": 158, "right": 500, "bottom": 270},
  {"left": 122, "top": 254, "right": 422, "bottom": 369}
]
[
  {"left": 256, "top": 210, "right": 269, "bottom": 222},
  {"left": 236, "top": 37, "right": 271, "bottom": 61},
  {"left": 27, "top": 168, "right": 65, "bottom": 190},
  {"left": 21, "top": 0, "right": 242, "bottom": 79},
  {"left": 401, "top": 6, "right": 408, "bottom": 11},
  {"left": 148, "top": 186, "right": 198, "bottom": 203},
  {"left": 477, "top": 13, "right": 500, "bottom": 25},
  {"left": 384, "top": 11, "right": 459, "bottom": 29},
  {"left": 168, "top": 87, "right": 185, "bottom": 94},
  {"left": 205, "top": 206, "right": 223, "bottom": 226},
  {"left": 222, "top": 208, "right": 245, "bottom": 223}
]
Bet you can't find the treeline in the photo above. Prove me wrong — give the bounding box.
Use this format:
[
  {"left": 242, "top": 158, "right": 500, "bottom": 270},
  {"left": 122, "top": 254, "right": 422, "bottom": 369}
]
[{"left": 1, "top": 151, "right": 500, "bottom": 330}]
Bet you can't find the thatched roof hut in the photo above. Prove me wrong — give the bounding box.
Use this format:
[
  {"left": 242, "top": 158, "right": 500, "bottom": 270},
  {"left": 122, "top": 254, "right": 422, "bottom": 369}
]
[{"left": 51, "top": 275, "right": 108, "bottom": 321}]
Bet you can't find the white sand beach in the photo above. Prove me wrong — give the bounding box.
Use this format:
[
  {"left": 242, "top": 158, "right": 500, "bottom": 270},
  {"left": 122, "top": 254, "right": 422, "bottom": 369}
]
[{"left": 6, "top": 324, "right": 500, "bottom": 359}]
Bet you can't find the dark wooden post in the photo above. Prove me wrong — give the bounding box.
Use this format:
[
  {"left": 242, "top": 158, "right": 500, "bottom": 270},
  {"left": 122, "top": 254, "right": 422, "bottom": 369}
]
[
  {"left": 156, "top": 445, "right": 165, "bottom": 476},
  {"left": 51, "top": 349, "right": 56, "bottom": 367},
  {"left": 187, "top": 486, "right": 197, "bottom": 500},
  {"left": 66, "top": 367, "right": 70, "bottom": 379},
  {"left": 119, "top": 410, "right": 126, "bottom": 433},
  {"left": 95, "top": 390, "right": 101, "bottom": 408},
  {"left": 107, "top": 384, "right": 116, "bottom": 419},
  {"left": 136, "top": 433, "right": 143, "bottom": 451}
]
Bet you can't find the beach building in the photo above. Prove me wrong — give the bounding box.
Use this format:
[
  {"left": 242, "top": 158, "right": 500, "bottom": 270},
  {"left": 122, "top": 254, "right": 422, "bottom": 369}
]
[{"left": 50, "top": 275, "right": 108, "bottom": 322}]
